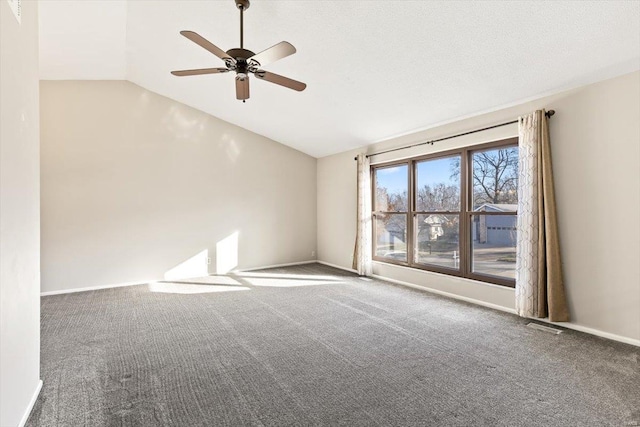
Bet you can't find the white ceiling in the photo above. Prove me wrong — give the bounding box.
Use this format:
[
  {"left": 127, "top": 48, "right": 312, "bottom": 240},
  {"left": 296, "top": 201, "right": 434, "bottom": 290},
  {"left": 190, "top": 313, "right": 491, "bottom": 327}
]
[
  {"left": 39, "top": 1, "right": 640, "bottom": 158},
  {"left": 40, "top": 0, "right": 127, "bottom": 79}
]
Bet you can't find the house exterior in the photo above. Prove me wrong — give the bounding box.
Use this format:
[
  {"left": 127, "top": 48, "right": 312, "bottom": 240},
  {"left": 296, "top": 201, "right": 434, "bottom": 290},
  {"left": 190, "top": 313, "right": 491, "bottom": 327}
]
[
  {"left": 473, "top": 204, "right": 517, "bottom": 246},
  {"left": 419, "top": 214, "right": 449, "bottom": 242}
]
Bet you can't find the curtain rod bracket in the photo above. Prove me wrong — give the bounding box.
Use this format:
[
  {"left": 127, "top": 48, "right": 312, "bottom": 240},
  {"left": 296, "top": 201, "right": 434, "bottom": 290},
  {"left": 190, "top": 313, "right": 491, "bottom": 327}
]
[{"left": 354, "top": 109, "right": 555, "bottom": 160}]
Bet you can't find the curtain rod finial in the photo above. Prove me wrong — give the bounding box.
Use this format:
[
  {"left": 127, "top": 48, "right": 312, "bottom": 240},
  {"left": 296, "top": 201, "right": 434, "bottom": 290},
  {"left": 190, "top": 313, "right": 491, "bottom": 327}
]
[{"left": 546, "top": 110, "right": 555, "bottom": 118}]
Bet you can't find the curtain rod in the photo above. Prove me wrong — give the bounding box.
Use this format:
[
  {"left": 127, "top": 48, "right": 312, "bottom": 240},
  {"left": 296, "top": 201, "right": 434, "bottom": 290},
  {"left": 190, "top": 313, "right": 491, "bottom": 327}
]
[{"left": 354, "top": 110, "right": 555, "bottom": 160}]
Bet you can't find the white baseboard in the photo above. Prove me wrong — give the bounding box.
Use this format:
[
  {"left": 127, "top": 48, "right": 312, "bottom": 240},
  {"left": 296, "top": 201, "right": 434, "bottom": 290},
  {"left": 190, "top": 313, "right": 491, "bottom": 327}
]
[
  {"left": 370, "top": 273, "right": 518, "bottom": 315},
  {"left": 18, "top": 379, "right": 42, "bottom": 427},
  {"left": 316, "top": 260, "right": 358, "bottom": 274},
  {"left": 40, "top": 261, "right": 319, "bottom": 296},
  {"left": 41, "top": 279, "right": 152, "bottom": 296},
  {"left": 529, "top": 317, "right": 640, "bottom": 347},
  {"left": 369, "top": 273, "right": 639, "bottom": 348},
  {"left": 234, "top": 260, "right": 316, "bottom": 272}
]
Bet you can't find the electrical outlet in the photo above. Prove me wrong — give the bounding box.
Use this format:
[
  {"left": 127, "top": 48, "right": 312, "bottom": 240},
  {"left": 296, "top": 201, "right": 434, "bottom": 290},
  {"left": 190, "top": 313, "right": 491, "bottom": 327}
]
[
  {"left": 206, "top": 257, "right": 211, "bottom": 265},
  {"left": 311, "top": 250, "right": 316, "bottom": 257}
]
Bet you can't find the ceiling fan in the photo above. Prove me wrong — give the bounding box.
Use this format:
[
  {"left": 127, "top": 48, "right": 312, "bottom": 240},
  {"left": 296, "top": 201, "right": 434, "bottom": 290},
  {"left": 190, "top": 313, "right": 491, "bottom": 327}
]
[{"left": 171, "top": 0, "right": 306, "bottom": 102}]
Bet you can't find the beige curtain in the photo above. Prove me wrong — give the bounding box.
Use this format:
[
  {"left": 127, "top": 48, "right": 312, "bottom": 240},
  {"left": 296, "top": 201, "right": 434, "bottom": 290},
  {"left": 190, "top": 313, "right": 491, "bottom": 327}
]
[
  {"left": 353, "top": 153, "right": 372, "bottom": 276},
  {"left": 515, "top": 110, "right": 570, "bottom": 322}
]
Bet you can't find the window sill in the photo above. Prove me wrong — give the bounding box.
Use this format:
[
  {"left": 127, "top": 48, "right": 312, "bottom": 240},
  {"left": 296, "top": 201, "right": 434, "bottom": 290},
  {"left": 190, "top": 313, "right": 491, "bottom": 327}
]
[{"left": 372, "top": 260, "right": 516, "bottom": 292}]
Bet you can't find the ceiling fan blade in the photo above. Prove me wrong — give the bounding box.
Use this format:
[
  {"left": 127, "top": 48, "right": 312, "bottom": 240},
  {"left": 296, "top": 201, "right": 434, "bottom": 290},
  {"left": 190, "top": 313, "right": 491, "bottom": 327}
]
[
  {"left": 248, "top": 41, "right": 296, "bottom": 67},
  {"left": 171, "top": 68, "right": 229, "bottom": 77},
  {"left": 255, "top": 71, "right": 306, "bottom": 92},
  {"left": 236, "top": 75, "right": 250, "bottom": 100},
  {"left": 180, "top": 31, "right": 235, "bottom": 64}
]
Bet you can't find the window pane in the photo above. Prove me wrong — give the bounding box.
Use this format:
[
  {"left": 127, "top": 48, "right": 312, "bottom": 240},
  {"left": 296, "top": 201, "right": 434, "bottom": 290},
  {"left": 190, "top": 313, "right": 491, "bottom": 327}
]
[
  {"left": 415, "top": 214, "right": 459, "bottom": 269},
  {"left": 471, "top": 214, "right": 517, "bottom": 280},
  {"left": 416, "top": 156, "right": 460, "bottom": 211},
  {"left": 472, "top": 147, "right": 518, "bottom": 210},
  {"left": 375, "top": 165, "right": 408, "bottom": 212},
  {"left": 375, "top": 213, "right": 407, "bottom": 261}
]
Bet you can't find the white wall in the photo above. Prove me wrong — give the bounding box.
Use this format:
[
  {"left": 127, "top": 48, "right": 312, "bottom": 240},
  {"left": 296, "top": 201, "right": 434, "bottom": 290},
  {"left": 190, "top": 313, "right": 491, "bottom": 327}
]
[
  {"left": 41, "top": 81, "right": 317, "bottom": 293},
  {"left": 0, "top": 0, "right": 42, "bottom": 425},
  {"left": 318, "top": 71, "right": 640, "bottom": 343}
]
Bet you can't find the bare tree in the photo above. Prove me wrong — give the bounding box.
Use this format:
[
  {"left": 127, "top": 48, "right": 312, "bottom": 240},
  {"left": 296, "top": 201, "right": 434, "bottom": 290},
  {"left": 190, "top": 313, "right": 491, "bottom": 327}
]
[
  {"left": 450, "top": 148, "right": 518, "bottom": 208},
  {"left": 416, "top": 183, "right": 459, "bottom": 212},
  {"left": 376, "top": 187, "right": 407, "bottom": 212},
  {"left": 472, "top": 148, "right": 518, "bottom": 207}
]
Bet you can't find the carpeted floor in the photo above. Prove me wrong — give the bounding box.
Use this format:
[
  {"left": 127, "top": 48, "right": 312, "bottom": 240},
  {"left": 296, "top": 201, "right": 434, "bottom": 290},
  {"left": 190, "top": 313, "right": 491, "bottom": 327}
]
[{"left": 27, "top": 263, "right": 639, "bottom": 426}]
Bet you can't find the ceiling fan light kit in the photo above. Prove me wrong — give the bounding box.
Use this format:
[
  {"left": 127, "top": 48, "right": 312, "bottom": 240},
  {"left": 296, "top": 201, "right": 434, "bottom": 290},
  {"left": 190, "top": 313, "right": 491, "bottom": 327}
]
[{"left": 171, "top": 0, "right": 306, "bottom": 102}]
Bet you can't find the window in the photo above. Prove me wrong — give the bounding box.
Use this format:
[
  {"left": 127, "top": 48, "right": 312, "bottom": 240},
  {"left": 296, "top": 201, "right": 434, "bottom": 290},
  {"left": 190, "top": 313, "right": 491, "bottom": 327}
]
[
  {"left": 469, "top": 146, "right": 518, "bottom": 282},
  {"left": 372, "top": 138, "right": 519, "bottom": 287},
  {"left": 414, "top": 155, "right": 461, "bottom": 271},
  {"left": 373, "top": 164, "right": 408, "bottom": 262}
]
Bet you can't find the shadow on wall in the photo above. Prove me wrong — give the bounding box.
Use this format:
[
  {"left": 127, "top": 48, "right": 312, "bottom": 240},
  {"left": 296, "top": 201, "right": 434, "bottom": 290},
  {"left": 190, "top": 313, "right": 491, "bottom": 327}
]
[
  {"left": 164, "top": 249, "right": 210, "bottom": 280},
  {"left": 156, "top": 230, "right": 342, "bottom": 294},
  {"left": 163, "top": 231, "right": 239, "bottom": 281}
]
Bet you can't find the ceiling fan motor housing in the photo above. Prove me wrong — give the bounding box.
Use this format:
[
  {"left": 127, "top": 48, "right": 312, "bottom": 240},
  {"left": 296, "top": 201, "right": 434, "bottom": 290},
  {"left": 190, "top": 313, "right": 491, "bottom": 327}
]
[
  {"left": 226, "top": 48, "right": 256, "bottom": 62},
  {"left": 226, "top": 48, "right": 257, "bottom": 74}
]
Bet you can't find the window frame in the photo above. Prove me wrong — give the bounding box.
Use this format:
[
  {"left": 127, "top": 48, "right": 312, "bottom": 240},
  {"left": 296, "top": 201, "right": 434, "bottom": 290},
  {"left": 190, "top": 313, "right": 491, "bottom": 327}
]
[
  {"left": 371, "top": 137, "right": 519, "bottom": 288},
  {"left": 411, "top": 149, "right": 464, "bottom": 276},
  {"left": 371, "top": 159, "right": 411, "bottom": 266}
]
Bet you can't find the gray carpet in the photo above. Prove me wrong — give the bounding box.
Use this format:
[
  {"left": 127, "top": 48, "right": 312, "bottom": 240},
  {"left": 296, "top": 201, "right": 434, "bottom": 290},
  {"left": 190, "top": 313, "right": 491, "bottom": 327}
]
[{"left": 27, "top": 263, "right": 639, "bottom": 426}]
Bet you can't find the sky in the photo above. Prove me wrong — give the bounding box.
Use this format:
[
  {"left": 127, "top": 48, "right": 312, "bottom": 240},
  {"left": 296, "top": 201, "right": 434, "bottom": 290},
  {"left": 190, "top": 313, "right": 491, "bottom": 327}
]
[{"left": 376, "top": 156, "right": 459, "bottom": 195}]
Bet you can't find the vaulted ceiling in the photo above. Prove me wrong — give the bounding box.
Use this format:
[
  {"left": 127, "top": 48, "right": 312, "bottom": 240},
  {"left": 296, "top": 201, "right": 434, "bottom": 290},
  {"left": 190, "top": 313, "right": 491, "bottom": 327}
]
[{"left": 39, "top": 1, "right": 640, "bottom": 157}]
